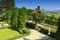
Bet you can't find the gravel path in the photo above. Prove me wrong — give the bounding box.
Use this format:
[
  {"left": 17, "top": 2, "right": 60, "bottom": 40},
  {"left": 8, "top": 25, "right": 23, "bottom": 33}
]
[{"left": 15, "top": 29, "right": 53, "bottom": 40}]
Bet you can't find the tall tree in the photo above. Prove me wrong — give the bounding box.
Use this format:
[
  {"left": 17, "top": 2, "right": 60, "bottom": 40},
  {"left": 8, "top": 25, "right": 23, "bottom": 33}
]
[
  {"left": 56, "top": 17, "right": 60, "bottom": 40},
  {"left": 6, "top": 10, "right": 12, "bottom": 24},
  {"left": 32, "top": 10, "right": 45, "bottom": 29},
  {"left": 32, "top": 12, "right": 45, "bottom": 24},
  {"left": 0, "top": 0, "right": 2, "bottom": 14},
  {"left": 1, "top": 0, "right": 15, "bottom": 10},
  {"left": 18, "top": 7, "right": 27, "bottom": 33},
  {"left": 27, "top": 9, "right": 33, "bottom": 20},
  {"left": 11, "top": 9, "right": 18, "bottom": 31}
]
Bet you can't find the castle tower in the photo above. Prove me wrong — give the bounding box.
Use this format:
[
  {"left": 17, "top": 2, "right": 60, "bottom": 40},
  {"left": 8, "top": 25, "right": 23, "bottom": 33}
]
[
  {"left": 37, "top": 6, "right": 40, "bottom": 11},
  {"left": 36, "top": 6, "right": 40, "bottom": 12},
  {"left": 32, "top": 6, "right": 41, "bottom": 14}
]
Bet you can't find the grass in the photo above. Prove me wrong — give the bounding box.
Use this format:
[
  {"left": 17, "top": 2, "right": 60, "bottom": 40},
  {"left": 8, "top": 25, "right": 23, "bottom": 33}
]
[
  {"left": 47, "top": 13, "right": 60, "bottom": 18},
  {"left": 0, "top": 28, "right": 30, "bottom": 40},
  {"left": 42, "top": 26, "right": 57, "bottom": 33}
]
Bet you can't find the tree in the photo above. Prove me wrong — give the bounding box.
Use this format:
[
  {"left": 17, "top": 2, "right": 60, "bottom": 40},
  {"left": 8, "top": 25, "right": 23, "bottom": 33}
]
[
  {"left": 11, "top": 9, "right": 18, "bottom": 31},
  {"left": 32, "top": 12, "right": 45, "bottom": 24},
  {"left": 45, "top": 15, "right": 57, "bottom": 25},
  {"left": 32, "top": 11, "right": 45, "bottom": 29},
  {"left": 50, "top": 15, "right": 55, "bottom": 25},
  {"left": 56, "top": 17, "right": 60, "bottom": 40},
  {"left": 0, "top": 0, "right": 2, "bottom": 14},
  {"left": 6, "top": 10, "right": 12, "bottom": 24},
  {"left": 18, "top": 7, "right": 27, "bottom": 33},
  {"left": 45, "top": 15, "right": 51, "bottom": 24},
  {"left": 27, "top": 9, "right": 33, "bottom": 20},
  {"left": 1, "top": 0, "right": 15, "bottom": 10}
]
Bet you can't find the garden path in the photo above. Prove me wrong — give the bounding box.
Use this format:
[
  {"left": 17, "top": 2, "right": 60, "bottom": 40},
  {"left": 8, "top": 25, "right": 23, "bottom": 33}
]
[{"left": 15, "top": 29, "right": 54, "bottom": 40}]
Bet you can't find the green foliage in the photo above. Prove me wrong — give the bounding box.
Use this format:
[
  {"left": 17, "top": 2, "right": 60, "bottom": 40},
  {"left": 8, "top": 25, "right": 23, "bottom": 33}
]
[
  {"left": 18, "top": 7, "right": 27, "bottom": 33},
  {"left": 28, "top": 15, "right": 33, "bottom": 20},
  {"left": 32, "top": 12, "right": 45, "bottom": 24},
  {"left": 50, "top": 15, "right": 56, "bottom": 25},
  {"left": 47, "top": 13, "right": 60, "bottom": 18},
  {"left": 38, "top": 12, "right": 45, "bottom": 23},
  {"left": 6, "top": 10, "right": 12, "bottom": 24},
  {"left": 56, "top": 17, "right": 60, "bottom": 40},
  {"left": 27, "top": 9, "right": 33, "bottom": 15},
  {"left": 27, "top": 9, "right": 33, "bottom": 20},
  {"left": 1, "top": 0, "right": 15, "bottom": 10},
  {"left": 8, "top": 7, "right": 30, "bottom": 34},
  {"left": 45, "top": 15, "right": 58, "bottom": 26},
  {"left": 11, "top": 9, "right": 18, "bottom": 30},
  {"left": 31, "top": 11, "right": 45, "bottom": 29},
  {"left": 58, "top": 17, "right": 60, "bottom": 28}
]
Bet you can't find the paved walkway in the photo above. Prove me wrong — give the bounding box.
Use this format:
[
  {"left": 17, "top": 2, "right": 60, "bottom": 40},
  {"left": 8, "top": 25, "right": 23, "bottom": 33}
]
[{"left": 15, "top": 29, "right": 53, "bottom": 40}]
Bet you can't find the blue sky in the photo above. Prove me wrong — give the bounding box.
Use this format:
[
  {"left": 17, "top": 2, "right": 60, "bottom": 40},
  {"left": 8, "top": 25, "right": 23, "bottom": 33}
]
[{"left": 15, "top": 0, "right": 60, "bottom": 11}]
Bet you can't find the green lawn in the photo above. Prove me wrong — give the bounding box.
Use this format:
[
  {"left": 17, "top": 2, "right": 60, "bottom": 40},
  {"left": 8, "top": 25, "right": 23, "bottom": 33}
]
[
  {"left": 42, "top": 26, "right": 57, "bottom": 33},
  {"left": 0, "top": 28, "right": 27, "bottom": 40},
  {"left": 47, "top": 13, "right": 60, "bottom": 18}
]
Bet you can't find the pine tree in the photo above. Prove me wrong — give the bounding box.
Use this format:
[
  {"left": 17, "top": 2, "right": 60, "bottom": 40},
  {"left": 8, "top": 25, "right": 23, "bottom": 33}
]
[
  {"left": 56, "top": 17, "right": 60, "bottom": 40},
  {"left": 11, "top": 9, "right": 18, "bottom": 31},
  {"left": 6, "top": 10, "right": 12, "bottom": 24},
  {"left": 18, "top": 7, "right": 27, "bottom": 33}
]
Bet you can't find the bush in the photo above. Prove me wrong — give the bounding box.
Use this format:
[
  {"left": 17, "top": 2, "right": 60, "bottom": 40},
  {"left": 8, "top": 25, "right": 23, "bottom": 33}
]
[
  {"left": 6, "top": 10, "right": 12, "bottom": 24},
  {"left": 56, "top": 17, "right": 60, "bottom": 40}
]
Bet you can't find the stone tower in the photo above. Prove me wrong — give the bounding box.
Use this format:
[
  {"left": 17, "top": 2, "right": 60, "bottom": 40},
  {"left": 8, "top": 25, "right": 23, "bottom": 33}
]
[
  {"left": 37, "top": 6, "right": 40, "bottom": 11},
  {"left": 36, "top": 6, "right": 40, "bottom": 12}
]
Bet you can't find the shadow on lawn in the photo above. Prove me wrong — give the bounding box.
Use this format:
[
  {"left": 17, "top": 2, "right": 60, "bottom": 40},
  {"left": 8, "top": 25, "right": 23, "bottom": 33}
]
[{"left": 9, "top": 26, "right": 22, "bottom": 34}]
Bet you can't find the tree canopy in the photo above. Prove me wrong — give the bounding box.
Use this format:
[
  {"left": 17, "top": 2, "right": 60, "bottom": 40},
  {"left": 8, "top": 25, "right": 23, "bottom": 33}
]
[{"left": 1, "top": 0, "right": 15, "bottom": 10}]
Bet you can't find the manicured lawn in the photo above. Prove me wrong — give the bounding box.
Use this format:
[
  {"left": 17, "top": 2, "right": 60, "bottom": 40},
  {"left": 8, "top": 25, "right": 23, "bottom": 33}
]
[
  {"left": 42, "top": 26, "right": 57, "bottom": 33},
  {"left": 0, "top": 28, "right": 27, "bottom": 40},
  {"left": 47, "top": 13, "right": 60, "bottom": 18}
]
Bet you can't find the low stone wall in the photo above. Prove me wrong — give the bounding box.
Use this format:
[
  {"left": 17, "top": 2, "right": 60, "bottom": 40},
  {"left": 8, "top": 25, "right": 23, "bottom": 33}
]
[{"left": 0, "top": 22, "right": 9, "bottom": 28}]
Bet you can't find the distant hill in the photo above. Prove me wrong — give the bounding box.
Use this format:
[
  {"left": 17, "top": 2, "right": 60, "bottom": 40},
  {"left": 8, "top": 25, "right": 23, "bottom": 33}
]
[
  {"left": 41, "top": 10, "right": 60, "bottom": 18},
  {"left": 41, "top": 10, "right": 60, "bottom": 14}
]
